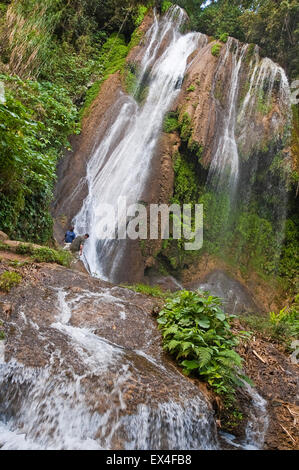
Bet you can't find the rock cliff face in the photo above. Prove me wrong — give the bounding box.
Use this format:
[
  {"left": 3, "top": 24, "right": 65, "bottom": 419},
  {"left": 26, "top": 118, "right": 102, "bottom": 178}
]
[
  {"left": 176, "top": 39, "right": 290, "bottom": 168},
  {"left": 52, "top": 8, "right": 292, "bottom": 285}
]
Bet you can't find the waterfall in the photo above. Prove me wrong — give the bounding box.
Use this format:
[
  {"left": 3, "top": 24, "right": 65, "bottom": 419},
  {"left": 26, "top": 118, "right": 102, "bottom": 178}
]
[
  {"left": 208, "top": 38, "right": 291, "bottom": 196},
  {"left": 201, "top": 36, "right": 291, "bottom": 272},
  {"left": 237, "top": 53, "right": 291, "bottom": 157},
  {"left": 74, "top": 6, "right": 207, "bottom": 282},
  {"left": 208, "top": 38, "right": 248, "bottom": 193},
  {"left": 0, "top": 287, "right": 218, "bottom": 450}
]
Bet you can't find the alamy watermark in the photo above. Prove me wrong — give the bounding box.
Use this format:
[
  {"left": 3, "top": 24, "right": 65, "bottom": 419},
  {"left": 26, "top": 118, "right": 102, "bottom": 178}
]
[{"left": 93, "top": 197, "right": 203, "bottom": 251}]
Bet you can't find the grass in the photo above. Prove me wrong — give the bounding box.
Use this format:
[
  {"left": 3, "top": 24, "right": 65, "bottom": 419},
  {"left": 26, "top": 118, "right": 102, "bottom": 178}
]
[
  {"left": 0, "top": 271, "right": 22, "bottom": 292},
  {"left": 15, "top": 243, "right": 72, "bottom": 267},
  {"left": 0, "top": 240, "right": 72, "bottom": 267},
  {"left": 187, "top": 84, "right": 195, "bottom": 92},
  {"left": 211, "top": 43, "right": 222, "bottom": 57},
  {"left": 240, "top": 298, "right": 299, "bottom": 351},
  {"left": 163, "top": 111, "right": 179, "bottom": 133},
  {"left": 121, "top": 283, "right": 170, "bottom": 298}
]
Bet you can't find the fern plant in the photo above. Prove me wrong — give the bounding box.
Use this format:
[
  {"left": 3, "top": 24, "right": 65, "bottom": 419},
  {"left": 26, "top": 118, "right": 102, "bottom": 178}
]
[{"left": 157, "top": 290, "right": 252, "bottom": 398}]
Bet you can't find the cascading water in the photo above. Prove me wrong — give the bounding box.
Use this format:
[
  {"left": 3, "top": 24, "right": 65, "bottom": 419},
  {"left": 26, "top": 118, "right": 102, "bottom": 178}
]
[
  {"left": 208, "top": 38, "right": 291, "bottom": 196},
  {"left": 208, "top": 38, "right": 248, "bottom": 193},
  {"left": 237, "top": 52, "right": 291, "bottom": 157},
  {"left": 0, "top": 284, "right": 219, "bottom": 450},
  {"left": 201, "top": 35, "right": 292, "bottom": 273},
  {"left": 2, "top": 4, "right": 293, "bottom": 451},
  {"left": 0, "top": 278, "right": 271, "bottom": 450},
  {"left": 74, "top": 6, "right": 207, "bottom": 282}
]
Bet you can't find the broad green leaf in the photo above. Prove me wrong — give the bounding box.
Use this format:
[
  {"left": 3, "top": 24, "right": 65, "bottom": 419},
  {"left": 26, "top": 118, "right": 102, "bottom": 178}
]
[{"left": 181, "top": 360, "right": 200, "bottom": 370}]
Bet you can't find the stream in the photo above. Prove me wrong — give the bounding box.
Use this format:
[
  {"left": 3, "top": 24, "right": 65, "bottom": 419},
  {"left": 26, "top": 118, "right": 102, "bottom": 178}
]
[{"left": 0, "top": 4, "right": 292, "bottom": 451}]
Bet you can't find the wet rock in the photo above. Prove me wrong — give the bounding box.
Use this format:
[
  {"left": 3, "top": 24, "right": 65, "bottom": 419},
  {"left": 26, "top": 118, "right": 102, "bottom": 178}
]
[
  {"left": 186, "top": 269, "right": 261, "bottom": 315},
  {"left": 0, "top": 264, "right": 218, "bottom": 450},
  {"left": 0, "top": 302, "right": 12, "bottom": 320}
]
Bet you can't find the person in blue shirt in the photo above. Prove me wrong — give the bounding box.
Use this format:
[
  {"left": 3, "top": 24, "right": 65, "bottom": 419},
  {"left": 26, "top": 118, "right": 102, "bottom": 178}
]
[{"left": 64, "top": 227, "right": 76, "bottom": 244}]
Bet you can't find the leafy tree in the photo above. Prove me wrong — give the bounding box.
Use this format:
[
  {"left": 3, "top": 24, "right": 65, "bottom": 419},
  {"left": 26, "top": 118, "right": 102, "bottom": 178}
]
[
  {"left": 240, "top": 0, "right": 299, "bottom": 79},
  {"left": 0, "top": 75, "right": 78, "bottom": 242}
]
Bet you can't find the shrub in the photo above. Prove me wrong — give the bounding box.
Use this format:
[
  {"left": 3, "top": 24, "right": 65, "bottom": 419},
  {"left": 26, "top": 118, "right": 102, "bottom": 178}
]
[
  {"left": 218, "top": 32, "right": 229, "bottom": 43},
  {"left": 134, "top": 5, "right": 148, "bottom": 27},
  {"left": 187, "top": 84, "right": 195, "bottom": 92},
  {"left": 269, "top": 298, "right": 299, "bottom": 341},
  {"left": 0, "top": 76, "right": 78, "bottom": 243},
  {"left": 179, "top": 112, "right": 192, "bottom": 141},
  {"left": 241, "top": 295, "right": 299, "bottom": 350},
  {"left": 211, "top": 43, "right": 222, "bottom": 57},
  {"left": 15, "top": 244, "right": 35, "bottom": 255},
  {"left": 163, "top": 111, "right": 179, "bottom": 133},
  {"left": 157, "top": 290, "right": 252, "bottom": 398},
  {"left": 161, "top": 1, "right": 173, "bottom": 14},
  {"left": 0, "top": 271, "right": 22, "bottom": 292},
  {"left": 122, "top": 283, "right": 168, "bottom": 298},
  {"left": 31, "top": 247, "right": 72, "bottom": 267},
  {"left": 15, "top": 243, "right": 72, "bottom": 267}
]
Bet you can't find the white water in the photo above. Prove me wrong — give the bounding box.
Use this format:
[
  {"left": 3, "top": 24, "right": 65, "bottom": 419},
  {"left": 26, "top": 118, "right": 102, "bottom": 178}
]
[
  {"left": 0, "top": 284, "right": 271, "bottom": 450},
  {"left": 237, "top": 53, "right": 291, "bottom": 155},
  {"left": 221, "top": 384, "right": 269, "bottom": 450},
  {"left": 0, "top": 288, "right": 219, "bottom": 450},
  {"left": 2, "top": 7, "right": 286, "bottom": 450},
  {"left": 74, "top": 6, "right": 207, "bottom": 281},
  {"left": 208, "top": 38, "right": 291, "bottom": 198},
  {"left": 208, "top": 38, "right": 248, "bottom": 193}
]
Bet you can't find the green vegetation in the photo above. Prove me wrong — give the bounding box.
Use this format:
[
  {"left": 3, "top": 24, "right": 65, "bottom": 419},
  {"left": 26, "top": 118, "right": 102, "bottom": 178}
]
[
  {"left": 218, "top": 32, "right": 228, "bottom": 43},
  {"left": 187, "top": 84, "right": 195, "bottom": 92},
  {"left": 0, "top": 270, "right": 22, "bottom": 292},
  {"left": 15, "top": 243, "right": 72, "bottom": 267},
  {"left": 157, "top": 290, "right": 252, "bottom": 398},
  {"left": 1, "top": 0, "right": 153, "bottom": 79},
  {"left": 241, "top": 294, "right": 299, "bottom": 350},
  {"left": 179, "top": 112, "right": 192, "bottom": 141},
  {"left": 0, "top": 75, "right": 78, "bottom": 243},
  {"left": 161, "top": 1, "right": 173, "bottom": 13},
  {"left": 0, "top": 320, "right": 4, "bottom": 340},
  {"left": 0, "top": 0, "right": 153, "bottom": 245},
  {"left": 171, "top": 0, "right": 299, "bottom": 79},
  {"left": 211, "top": 43, "right": 222, "bottom": 57},
  {"left": 134, "top": 5, "right": 149, "bottom": 27},
  {"left": 81, "top": 33, "right": 131, "bottom": 117},
  {"left": 173, "top": 152, "right": 198, "bottom": 204},
  {"left": 122, "top": 282, "right": 168, "bottom": 298},
  {"left": 7, "top": 260, "right": 29, "bottom": 268},
  {"left": 163, "top": 111, "right": 179, "bottom": 133}
]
